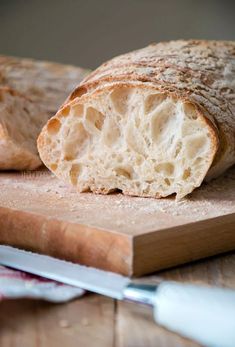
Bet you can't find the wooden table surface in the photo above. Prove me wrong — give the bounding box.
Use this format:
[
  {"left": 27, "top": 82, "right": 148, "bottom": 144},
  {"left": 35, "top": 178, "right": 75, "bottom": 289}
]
[{"left": 1, "top": 251, "right": 235, "bottom": 347}]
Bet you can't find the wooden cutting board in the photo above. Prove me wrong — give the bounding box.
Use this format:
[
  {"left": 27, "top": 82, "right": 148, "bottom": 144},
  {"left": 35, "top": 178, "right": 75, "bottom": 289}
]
[{"left": 0, "top": 167, "right": 235, "bottom": 277}]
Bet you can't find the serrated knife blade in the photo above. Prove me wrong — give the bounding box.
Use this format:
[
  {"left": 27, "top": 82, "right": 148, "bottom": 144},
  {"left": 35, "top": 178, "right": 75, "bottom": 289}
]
[{"left": 0, "top": 245, "right": 130, "bottom": 299}]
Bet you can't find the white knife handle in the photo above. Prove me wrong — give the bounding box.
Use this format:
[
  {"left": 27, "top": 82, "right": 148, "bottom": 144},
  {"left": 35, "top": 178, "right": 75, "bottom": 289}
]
[{"left": 154, "top": 281, "right": 235, "bottom": 347}]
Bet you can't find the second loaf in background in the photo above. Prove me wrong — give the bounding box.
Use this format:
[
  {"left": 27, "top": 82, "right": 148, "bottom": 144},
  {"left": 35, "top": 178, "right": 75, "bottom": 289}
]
[{"left": 0, "top": 55, "right": 89, "bottom": 170}]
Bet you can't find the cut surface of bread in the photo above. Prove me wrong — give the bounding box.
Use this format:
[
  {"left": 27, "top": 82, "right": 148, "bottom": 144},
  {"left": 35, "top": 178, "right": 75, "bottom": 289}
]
[
  {"left": 0, "top": 87, "right": 48, "bottom": 170},
  {"left": 38, "top": 85, "right": 217, "bottom": 199},
  {"left": 38, "top": 40, "right": 235, "bottom": 199}
]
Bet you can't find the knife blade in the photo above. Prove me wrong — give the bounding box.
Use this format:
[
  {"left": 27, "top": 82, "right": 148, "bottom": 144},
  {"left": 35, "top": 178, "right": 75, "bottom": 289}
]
[
  {"left": 1, "top": 244, "right": 235, "bottom": 347},
  {"left": 0, "top": 245, "right": 130, "bottom": 300}
]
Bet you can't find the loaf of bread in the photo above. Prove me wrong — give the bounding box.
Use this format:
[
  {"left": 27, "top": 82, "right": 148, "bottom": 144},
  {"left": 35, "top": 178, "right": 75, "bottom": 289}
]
[
  {"left": 0, "top": 87, "right": 48, "bottom": 170},
  {"left": 0, "top": 55, "right": 90, "bottom": 115},
  {"left": 0, "top": 55, "right": 89, "bottom": 170},
  {"left": 38, "top": 40, "right": 235, "bottom": 199}
]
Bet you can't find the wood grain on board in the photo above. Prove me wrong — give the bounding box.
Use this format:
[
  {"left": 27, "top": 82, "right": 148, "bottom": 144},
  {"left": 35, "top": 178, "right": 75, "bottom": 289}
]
[{"left": 0, "top": 166, "right": 235, "bottom": 276}]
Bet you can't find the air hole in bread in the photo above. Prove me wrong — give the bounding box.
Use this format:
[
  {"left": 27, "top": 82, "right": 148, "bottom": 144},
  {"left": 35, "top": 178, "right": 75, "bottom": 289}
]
[
  {"left": 114, "top": 167, "right": 132, "bottom": 179},
  {"left": 64, "top": 155, "right": 74, "bottom": 161},
  {"left": 125, "top": 125, "right": 146, "bottom": 155},
  {"left": 186, "top": 135, "right": 207, "bottom": 159},
  {"left": 155, "top": 162, "right": 175, "bottom": 176},
  {"left": 61, "top": 105, "right": 71, "bottom": 117},
  {"left": 110, "top": 87, "right": 131, "bottom": 114},
  {"left": 85, "top": 107, "right": 105, "bottom": 132},
  {"left": 50, "top": 163, "right": 58, "bottom": 171},
  {"left": 47, "top": 119, "right": 61, "bottom": 135},
  {"left": 174, "top": 141, "right": 182, "bottom": 157},
  {"left": 183, "top": 103, "right": 198, "bottom": 120},
  {"left": 183, "top": 168, "right": 191, "bottom": 180},
  {"left": 164, "top": 178, "right": 171, "bottom": 186},
  {"left": 144, "top": 93, "right": 166, "bottom": 114},
  {"left": 102, "top": 118, "right": 120, "bottom": 147},
  {"left": 150, "top": 101, "right": 175, "bottom": 142},
  {"left": 194, "top": 157, "right": 203, "bottom": 165},
  {"left": 70, "top": 86, "right": 87, "bottom": 100},
  {"left": 146, "top": 179, "right": 154, "bottom": 184},
  {"left": 182, "top": 121, "right": 201, "bottom": 136},
  {"left": 70, "top": 164, "right": 81, "bottom": 185},
  {"left": 72, "top": 104, "right": 84, "bottom": 117},
  {"left": 63, "top": 122, "right": 89, "bottom": 159}
]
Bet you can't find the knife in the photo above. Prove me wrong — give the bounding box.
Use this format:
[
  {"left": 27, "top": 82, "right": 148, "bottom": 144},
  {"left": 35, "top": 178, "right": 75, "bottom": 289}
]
[{"left": 0, "top": 245, "right": 235, "bottom": 347}]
